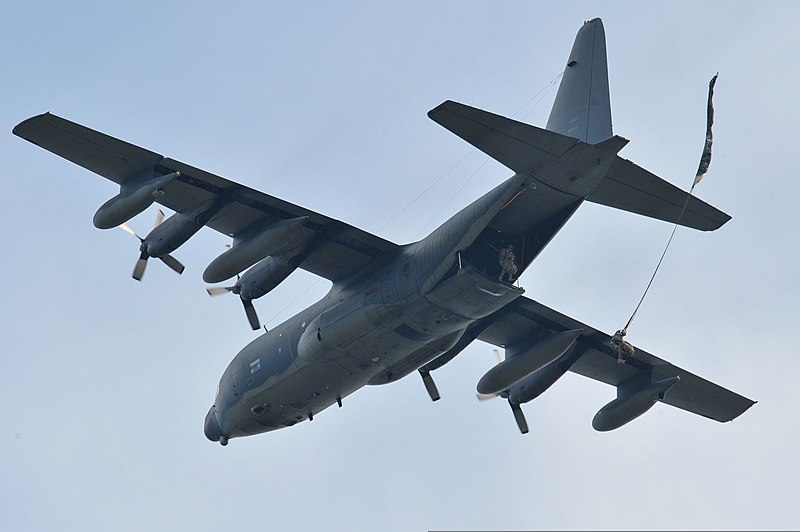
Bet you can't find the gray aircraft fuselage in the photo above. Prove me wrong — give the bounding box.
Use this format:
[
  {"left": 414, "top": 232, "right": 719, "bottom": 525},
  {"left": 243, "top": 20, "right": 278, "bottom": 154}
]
[{"left": 204, "top": 139, "right": 618, "bottom": 444}]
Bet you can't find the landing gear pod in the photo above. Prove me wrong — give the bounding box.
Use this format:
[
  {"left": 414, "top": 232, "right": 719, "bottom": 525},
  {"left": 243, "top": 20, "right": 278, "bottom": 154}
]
[{"left": 93, "top": 171, "right": 179, "bottom": 229}]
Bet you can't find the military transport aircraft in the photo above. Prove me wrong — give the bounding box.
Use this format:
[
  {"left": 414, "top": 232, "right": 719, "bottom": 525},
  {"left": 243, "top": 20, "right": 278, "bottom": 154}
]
[{"left": 14, "top": 18, "right": 754, "bottom": 445}]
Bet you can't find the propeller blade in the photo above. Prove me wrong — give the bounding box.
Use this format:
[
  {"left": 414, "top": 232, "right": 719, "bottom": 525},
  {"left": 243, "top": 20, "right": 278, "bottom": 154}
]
[
  {"left": 132, "top": 251, "right": 148, "bottom": 281},
  {"left": 241, "top": 298, "right": 260, "bottom": 330},
  {"left": 154, "top": 209, "right": 165, "bottom": 228},
  {"left": 206, "top": 286, "right": 235, "bottom": 296},
  {"left": 120, "top": 223, "right": 142, "bottom": 240},
  {"left": 509, "top": 400, "right": 529, "bottom": 434},
  {"left": 159, "top": 254, "right": 185, "bottom": 275},
  {"left": 492, "top": 349, "right": 503, "bottom": 364},
  {"left": 476, "top": 392, "right": 499, "bottom": 402}
]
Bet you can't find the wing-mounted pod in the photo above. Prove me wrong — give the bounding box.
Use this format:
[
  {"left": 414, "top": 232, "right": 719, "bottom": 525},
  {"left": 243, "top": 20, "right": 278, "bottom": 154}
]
[
  {"left": 207, "top": 253, "right": 305, "bottom": 330},
  {"left": 203, "top": 216, "right": 311, "bottom": 284},
  {"left": 93, "top": 170, "right": 179, "bottom": 229},
  {"left": 592, "top": 375, "right": 680, "bottom": 432},
  {"left": 477, "top": 329, "right": 582, "bottom": 395}
]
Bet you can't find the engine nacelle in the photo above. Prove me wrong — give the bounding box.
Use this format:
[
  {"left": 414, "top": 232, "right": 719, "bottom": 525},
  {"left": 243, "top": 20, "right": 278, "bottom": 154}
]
[
  {"left": 592, "top": 376, "right": 680, "bottom": 432},
  {"left": 237, "top": 255, "right": 301, "bottom": 301},
  {"left": 203, "top": 216, "right": 310, "bottom": 283},
  {"left": 93, "top": 171, "right": 179, "bottom": 229},
  {"left": 143, "top": 200, "right": 216, "bottom": 258},
  {"left": 477, "top": 328, "right": 582, "bottom": 395},
  {"left": 507, "top": 350, "right": 579, "bottom": 405}
]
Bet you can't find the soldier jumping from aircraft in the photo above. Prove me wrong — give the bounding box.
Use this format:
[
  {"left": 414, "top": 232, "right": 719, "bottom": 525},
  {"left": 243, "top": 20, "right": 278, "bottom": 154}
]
[
  {"left": 498, "top": 244, "right": 518, "bottom": 283},
  {"left": 611, "top": 329, "right": 635, "bottom": 364}
]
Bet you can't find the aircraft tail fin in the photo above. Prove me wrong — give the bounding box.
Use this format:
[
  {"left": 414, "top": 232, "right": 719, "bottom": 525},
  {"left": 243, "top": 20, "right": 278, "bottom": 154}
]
[
  {"left": 428, "top": 18, "right": 730, "bottom": 232},
  {"left": 546, "top": 18, "right": 613, "bottom": 144}
]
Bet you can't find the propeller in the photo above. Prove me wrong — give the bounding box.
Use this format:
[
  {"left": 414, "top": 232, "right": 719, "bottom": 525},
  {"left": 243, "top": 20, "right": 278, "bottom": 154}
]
[
  {"left": 476, "top": 349, "right": 504, "bottom": 401},
  {"left": 119, "top": 210, "right": 184, "bottom": 281},
  {"left": 206, "top": 276, "right": 262, "bottom": 331}
]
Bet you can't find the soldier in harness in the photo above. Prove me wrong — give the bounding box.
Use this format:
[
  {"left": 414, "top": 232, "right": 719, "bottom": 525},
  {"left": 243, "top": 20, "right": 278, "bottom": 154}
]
[
  {"left": 498, "top": 244, "right": 518, "bottom": 283},
  {"left": 611, "top": 329, "right": 635, "bottom": 364}
]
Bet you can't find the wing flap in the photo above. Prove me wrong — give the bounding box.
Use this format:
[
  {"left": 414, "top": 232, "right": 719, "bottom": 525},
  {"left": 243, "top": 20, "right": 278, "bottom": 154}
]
[{"left": 478, "top": 296, "right": 755, "bottom": 423}]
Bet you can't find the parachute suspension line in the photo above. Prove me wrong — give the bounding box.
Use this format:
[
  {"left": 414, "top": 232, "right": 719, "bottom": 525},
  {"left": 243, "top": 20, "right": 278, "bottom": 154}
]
[
  {"left": 413, "top": 157, "right": 492, "bottom": 240},
  {"left": 264, "top": 278, "right": 324, "bottom": 327},
  {"left": 379, "top": 71, "right": 564, "bottom": 239},
  {"left": 412, "top": 71, "right": 564, "bottom": 241},
  {"left": 377, "top": 151, "right": 472, "bottom": 233},
  {"left": 622, "top": 74, "right": 718, "bottom": 335},
  {"left": 517, "top": 71, "right": 564, "bottom": 122}
]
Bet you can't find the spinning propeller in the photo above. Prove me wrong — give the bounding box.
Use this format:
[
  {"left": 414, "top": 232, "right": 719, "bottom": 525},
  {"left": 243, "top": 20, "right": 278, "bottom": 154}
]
[
  {"left": 207, "top": 277, "right": 261, "bottom": 331},
  {"left": 119, "top": 210, "right": 185, "bottom": 281}
]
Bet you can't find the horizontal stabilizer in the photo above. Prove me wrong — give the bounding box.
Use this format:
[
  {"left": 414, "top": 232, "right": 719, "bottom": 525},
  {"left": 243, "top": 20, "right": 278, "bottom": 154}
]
[
  {"left": 428, "top": 100, "right": 580, "bottom": 173},
  {"left": 588, "top": 157, "right": 730, "bottom": 231}
]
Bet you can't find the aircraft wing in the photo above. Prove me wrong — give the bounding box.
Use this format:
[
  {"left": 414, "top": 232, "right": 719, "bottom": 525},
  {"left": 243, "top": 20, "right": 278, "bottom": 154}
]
[
  {"left": 477, "top": 296, "right": 755, "bottom": 423},
  {"left": 13, "top": 112, "right": 399, "bottom": 281}
]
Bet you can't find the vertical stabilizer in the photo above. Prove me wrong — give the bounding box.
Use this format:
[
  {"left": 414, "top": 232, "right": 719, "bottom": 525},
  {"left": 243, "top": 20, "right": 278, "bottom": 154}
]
[{"left": 546, "top": 18, "right": 612, "bottom": 144}]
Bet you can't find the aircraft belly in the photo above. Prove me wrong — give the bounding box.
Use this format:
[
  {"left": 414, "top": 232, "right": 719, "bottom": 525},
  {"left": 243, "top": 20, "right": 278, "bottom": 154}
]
[{"left": 231, "top": 358, "right": 364, "bottom": 434}]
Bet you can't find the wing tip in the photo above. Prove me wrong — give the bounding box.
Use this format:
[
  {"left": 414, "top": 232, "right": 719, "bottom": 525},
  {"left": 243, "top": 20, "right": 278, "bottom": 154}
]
[
  {"left": 13, "top": 112, "right": 53, "bottom": 138},
  {"left": 427, "top": 100, "right": 456, "bottom": 120}
]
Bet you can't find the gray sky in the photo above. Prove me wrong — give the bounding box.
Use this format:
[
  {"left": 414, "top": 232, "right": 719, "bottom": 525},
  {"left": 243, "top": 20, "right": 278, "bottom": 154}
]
[{"left": 3, "top": 2, "right": 797, "bottom": 531}]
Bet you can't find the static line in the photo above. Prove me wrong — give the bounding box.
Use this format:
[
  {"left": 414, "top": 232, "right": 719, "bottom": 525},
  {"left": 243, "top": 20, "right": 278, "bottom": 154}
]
[{"left": 624, "top": 74, "right": 718, "bottom": 334}]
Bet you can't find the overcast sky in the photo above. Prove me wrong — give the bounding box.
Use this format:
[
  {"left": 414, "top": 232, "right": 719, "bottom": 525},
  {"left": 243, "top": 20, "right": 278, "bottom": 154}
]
[{"left": 3, "top": 2, "right": 798, "bottom": 531}]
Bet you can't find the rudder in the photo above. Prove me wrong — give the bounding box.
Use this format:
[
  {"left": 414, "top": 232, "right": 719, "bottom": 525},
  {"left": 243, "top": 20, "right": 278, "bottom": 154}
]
[{"left": 546, "top": 18, "right": 612, "bottom": 144}]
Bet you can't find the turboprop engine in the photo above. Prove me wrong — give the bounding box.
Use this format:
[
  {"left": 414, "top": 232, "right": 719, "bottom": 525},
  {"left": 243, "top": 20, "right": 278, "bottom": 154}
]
[
  {"left": 473, "top": 329, "right": 582, "bottom": 434},
  {"left": 93, "top": 171, "right": 179, "bottom": 229},
  {"left": 500, "top": 349, "right": 580, "bottom": 435},
  {"left": 477, "top": 329, "right": 582, "bottom": 395},
  {"left": 207, "top": 254, "right": 302, "bottom": 330},
  {"left": 592, "top": 375, "right": 680, "bottom": 432},
  {"left": 203, "top": 216, "right": 310, "bottom": 283},
  {"left": 121, "top": 200, "right": 216, "bottom": 280}
]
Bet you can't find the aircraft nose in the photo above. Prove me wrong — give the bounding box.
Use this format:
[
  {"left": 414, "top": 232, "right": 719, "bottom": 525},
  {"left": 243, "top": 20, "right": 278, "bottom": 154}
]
[{"left": 204, "top": 406, "right": 223, "bottom": 443}]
